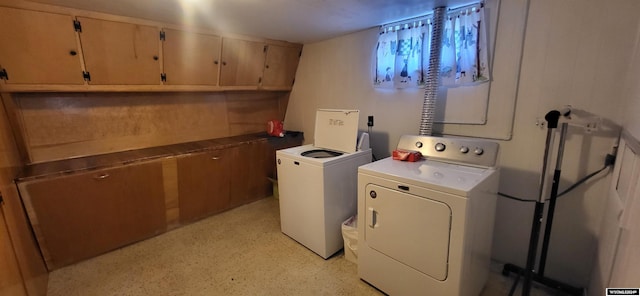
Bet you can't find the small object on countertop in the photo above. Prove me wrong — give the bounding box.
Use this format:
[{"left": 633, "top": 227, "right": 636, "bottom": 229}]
[
  {"left": 267, "top": 120, "right": 285, "bottom": 137},
  {"left": 392, "top": 149, "right": 423, "bottom": 162}
]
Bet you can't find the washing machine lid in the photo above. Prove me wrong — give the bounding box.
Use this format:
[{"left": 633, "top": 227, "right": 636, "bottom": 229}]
[{"left": 314, "top": 109, "right": 360, "bottom": 153}]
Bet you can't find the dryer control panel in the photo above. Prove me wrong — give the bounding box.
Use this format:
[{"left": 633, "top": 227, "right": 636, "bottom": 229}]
[{"left": 396, "top": 135, "right": 499, "bottom": 168}]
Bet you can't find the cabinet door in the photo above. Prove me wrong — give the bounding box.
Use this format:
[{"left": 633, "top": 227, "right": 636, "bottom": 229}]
[
  {"left": 230, "top": 141, "right": 271, "bottom": 207},
  {"left": 177, "top": 148, "right": 233, "bottom": 223},
  {"left": 77, "top": 17, "right": 160, "bottom": 85},
  {"left": 19, "top": 161, "right": 166, "bottom": 270},
  {"left": 219, "top": 38, "right": 265, "bottom": 86},
  {"left": 162, "top": 29, "right": 221, "bottom": 85},
  {"left": 262, "top": 45, "right": 301, "bottom": 89},
  {"left": 0, "top": 209, "right": 27, "bottom": 296},
  {"left": 0, "top": 7, "right": 83, "bottom": 85}
]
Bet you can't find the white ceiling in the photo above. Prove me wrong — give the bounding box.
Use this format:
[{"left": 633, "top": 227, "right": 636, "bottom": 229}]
[{"left": 26, "top": 0, "right": 472, "bottom": 44}]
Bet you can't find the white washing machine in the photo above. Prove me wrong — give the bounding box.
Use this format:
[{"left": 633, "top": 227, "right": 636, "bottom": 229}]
[
  {"left": 277, "top": 109, "right": 371, "bottom": 259},
  {"left": 358, "top": 135, "right": 499, "bottom": 296}
]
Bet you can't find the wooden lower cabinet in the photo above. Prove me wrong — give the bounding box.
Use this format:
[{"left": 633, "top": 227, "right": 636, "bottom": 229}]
[
  {"left": 0, "top": 209, "right": 27, "bottom": 296},
  {"left": 14, "top": 138, "right": 276, "bottom": 270},
  {"left": 230, "top": 140, "right": 271, "bottom": 208},
  {"left": 18, "top": 161, "right": 167, "bottom": 270},
  {"left": 176, "top": 148, "right": 233, "bottom": 223},
  {"left": 177, "top": 140, "right": 272, "bottom": 220}
]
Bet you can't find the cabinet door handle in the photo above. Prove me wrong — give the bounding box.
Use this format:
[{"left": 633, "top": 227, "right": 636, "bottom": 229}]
[
  {"left": 211, "top": 156, "right": 220, "bottom": 160},
  {"left": 214, "top": 60, "right": 219, "bottom": 65},
  {"left": 93, "top": 173, "right": 110, "bottom": 180},
  {"left": 222, "top": 61, "right": 227, "bottom": 66},
  {"left": 265, "top": 64, "right": 269, "bottom": 69},
  {"left": 153, "top": 56, "right": 159, "bottom": 61},
  {"left": 69, "top": 50, "right": 77, "bottom": 56}
]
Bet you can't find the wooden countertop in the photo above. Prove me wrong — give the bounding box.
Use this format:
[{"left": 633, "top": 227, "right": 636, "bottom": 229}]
[{"left": 17, "top": 132, "right": 304, "bottom": 181}]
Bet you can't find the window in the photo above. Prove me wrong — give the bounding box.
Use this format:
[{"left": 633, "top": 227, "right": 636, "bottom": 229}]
[
  {"left": 374, "top": 2, "right": 495, "bottom": 126},
  {"left": 374, "top": 18, "right": 432, "bottom": 88},
  {"left": 374, "top": 2, "right": 489, "bottom": 90},
  {"left": 441, "top": 4, "right": 490, "bottom": 86}
]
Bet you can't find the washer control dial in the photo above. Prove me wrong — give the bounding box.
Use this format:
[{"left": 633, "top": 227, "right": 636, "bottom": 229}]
[
  {"left": 474, "top": 147, "right": 484, "bottom": 155},
  {"left": 415, "top": 141, "right": 423, "bottom": 148},
  {"left": 435, "top": 143, "right": 446, "bottom": 152},
  {"left": 460, "top": 146, "right": 469, "bottom": 154}
]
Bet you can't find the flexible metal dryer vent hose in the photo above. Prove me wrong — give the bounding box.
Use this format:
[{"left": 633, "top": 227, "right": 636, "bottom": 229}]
[{"left": 419, "top": 6, "right": 446, "bottom": 136}]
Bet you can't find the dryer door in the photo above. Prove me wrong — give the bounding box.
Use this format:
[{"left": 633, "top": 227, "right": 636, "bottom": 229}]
[{"left": 364, "top": 184, "right": 452, "bottom": 281}]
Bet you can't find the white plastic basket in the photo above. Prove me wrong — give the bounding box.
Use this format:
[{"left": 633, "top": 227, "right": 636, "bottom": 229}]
[{"left": 341, "top": 215, "right": 358, "bottom": 263}]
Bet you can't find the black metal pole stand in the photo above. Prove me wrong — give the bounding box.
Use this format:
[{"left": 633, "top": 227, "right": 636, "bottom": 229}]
[{"left": 502, "top": 111, "right": 583, "bottom": 296}]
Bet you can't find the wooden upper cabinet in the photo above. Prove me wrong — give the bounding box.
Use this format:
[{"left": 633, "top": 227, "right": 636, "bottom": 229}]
[
  {"left": 219, "top": 38, "right": 266, "bottom": 86},
  {"left": 262, "top": 45, "right": 301, "bottom": 89},
  {"left": 77, "top": 17, "right": 160, "bottom": 85},
  {"left": 0, "top": 7, "right": 84, "bottom": 85},
  {"left": 162, "top": 29, "right": 221, "bottom": 85},
  {"left": 0, "top": 7, "right": 302, "bottom": 91}
]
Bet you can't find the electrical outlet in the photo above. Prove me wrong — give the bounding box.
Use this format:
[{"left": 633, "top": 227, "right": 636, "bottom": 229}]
[{"left": 367, "top": 116, "right": 374, "bottom": 127}]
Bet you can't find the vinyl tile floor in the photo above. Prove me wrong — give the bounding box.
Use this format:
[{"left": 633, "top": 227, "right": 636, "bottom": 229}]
[{"left": 48, "top": 197, "right": 564, "bottom": 296}]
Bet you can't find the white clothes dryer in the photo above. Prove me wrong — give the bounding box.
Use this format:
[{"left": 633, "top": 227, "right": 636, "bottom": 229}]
[
  {"left": 358, "top": 135, "right": 499, "bottom": 296},
  {"left": 277, "top": 109, "right": 371, "bottom": 259}
]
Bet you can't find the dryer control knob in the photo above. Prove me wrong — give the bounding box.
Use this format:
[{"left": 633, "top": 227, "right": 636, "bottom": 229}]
[
  {"left": 415, "top": 141, "right": 423, "bottom": 148},
  {"left": 474, "top": 147, "right": 484, "bottom": 155},
  {"left": 435, "top": 143, "right": 446, "bottom": 152},
  {"left": 460, "top": 146, "right": 469, "bottom": 154}
]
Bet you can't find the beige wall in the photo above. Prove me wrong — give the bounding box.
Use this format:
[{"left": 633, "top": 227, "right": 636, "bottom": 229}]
[
  {"left": 495, "top": 0, "right": 639, "bottom": 287},
  {"left": 623, "top": 23, "right": 640, "bottom": 139},
  {"left": 286, "top": 0, "right": 527, "bottom": 154},
  {"left": 286, "top": 27, "right": 423, "bottom": 154},
  {"left": 286, "top": 0, "right": 640, "bottom": 288}
]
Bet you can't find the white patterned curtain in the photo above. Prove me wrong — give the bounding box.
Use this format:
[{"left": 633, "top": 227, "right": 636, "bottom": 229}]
[
  {"left": 374, "top": 2, "right": 489, "bottom": 89},
  {"left": 440, "top": 4, "right": 490, "bottom": 86},
  {"left": 374, "top": 19, "right": 431, "bottom": 89}
]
